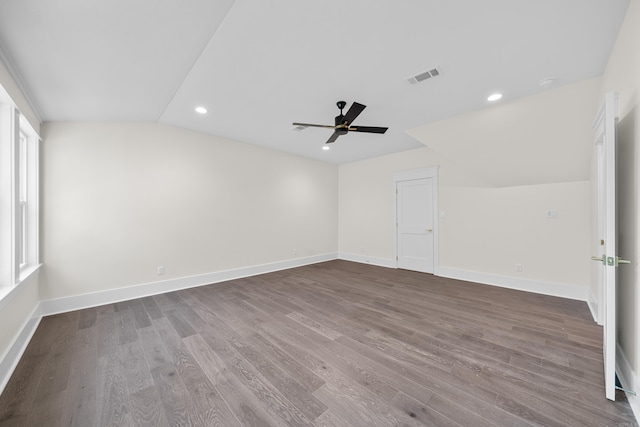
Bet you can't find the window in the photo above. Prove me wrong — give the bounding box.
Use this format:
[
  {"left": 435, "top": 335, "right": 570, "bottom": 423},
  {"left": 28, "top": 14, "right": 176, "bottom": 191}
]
[
  {"left": 17, "top": 129, "right": 38, "bottom": 275},
  {"left": 0, "top": 94, "right": 40, "bottom": 290},
  {"left": 19, "top": 133, "right": 27, "bottom": 267}
]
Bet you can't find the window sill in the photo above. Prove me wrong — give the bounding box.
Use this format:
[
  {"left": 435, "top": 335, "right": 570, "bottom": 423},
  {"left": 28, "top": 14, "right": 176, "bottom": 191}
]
[
  {"left": 19, "top": 263, "right": 41, "bottom": 283},
  {"left": 0, "top": 263, "right": 42, "bottom": 311}
]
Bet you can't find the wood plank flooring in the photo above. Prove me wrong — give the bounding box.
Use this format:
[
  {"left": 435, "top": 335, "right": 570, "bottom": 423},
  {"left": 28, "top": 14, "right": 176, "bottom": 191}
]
[{"left": 1, "top": 260, "right": 637, "bottom": 426}]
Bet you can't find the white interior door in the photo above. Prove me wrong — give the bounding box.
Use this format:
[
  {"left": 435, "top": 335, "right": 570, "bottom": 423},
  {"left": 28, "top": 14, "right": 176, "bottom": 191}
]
[
  {"left": 396, "top": 178, "right": 434, "bottom": 273},
  {"left": 593, "top": 92, "right": 625, "bottom": 401}
]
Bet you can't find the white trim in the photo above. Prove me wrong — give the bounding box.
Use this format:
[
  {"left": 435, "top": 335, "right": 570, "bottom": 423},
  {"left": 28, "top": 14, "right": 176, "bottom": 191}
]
[
  {"left": 39, "top": 253, "right": 337, "bottom": 316},
  {"left": 23, "top": 132, "right": 39, "bottom": 273},
  {"left": 338, "top": 256, "right": 589, "bottom": 302},
  {"left": 587, "top": 287, "right": 599, "bottom": 324},
  {"left": 392, "top": 166, "right": 440, "bottom": 275},
  {"left": 0, "top": 263, "right": 41, "bottom": 311},
  {"left": 392, "top": 166, "right": 439, "bottom": 182},
  {"left": 0, "top": 303, "right": 41, "bottom": 395},
  {"left": 438, "top": 267, "right": 588, "bottom": 301},
  {"left": 617, "top": 343, "right": 640, "bottom": 424},
  {"left": 0, "top": 41, "right": 43, "bottom": 123},
  {"left": 0, "top": 104, "right": 19, "bottom": 286},
  {"left": 338, "top": 252, "right": 395, "bottom": 269}
]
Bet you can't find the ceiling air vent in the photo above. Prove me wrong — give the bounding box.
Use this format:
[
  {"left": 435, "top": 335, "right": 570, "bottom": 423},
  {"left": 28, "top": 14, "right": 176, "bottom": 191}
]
[{"left": 407, "top": 66, "right": 442, "bottom": 85}]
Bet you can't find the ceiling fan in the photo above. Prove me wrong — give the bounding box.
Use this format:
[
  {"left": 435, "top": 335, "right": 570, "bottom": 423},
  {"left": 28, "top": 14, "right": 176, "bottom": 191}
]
[{"left": 293, "top": 101, "right": 388, "bottom": 144}]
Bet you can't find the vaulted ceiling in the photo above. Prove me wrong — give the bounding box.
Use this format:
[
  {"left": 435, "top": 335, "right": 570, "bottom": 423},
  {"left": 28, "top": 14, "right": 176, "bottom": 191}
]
[{"left": 0, "top": 0, "right": 630, "bottom": 169}]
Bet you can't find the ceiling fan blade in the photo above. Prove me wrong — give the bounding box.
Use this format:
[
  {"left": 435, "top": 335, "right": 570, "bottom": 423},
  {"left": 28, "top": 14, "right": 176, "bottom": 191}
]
[
  {"left": 341, "top": 102, "right": 366, "bottom": 125},
  {"left": 326, "top": 131, "right": 341, "bottom": 144},
  {"left": 348, "top": 126, "right": 388, "bottom": 134},
  {"left": 292, "top": 122, "right": 335, "bottom": 129}
]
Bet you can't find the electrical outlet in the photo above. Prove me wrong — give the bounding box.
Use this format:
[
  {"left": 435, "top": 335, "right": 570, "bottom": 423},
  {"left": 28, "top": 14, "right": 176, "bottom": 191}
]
[
  {"left": 515, "top": 263, "right": 522, "bottom": 272},
  {"left": 293, "top": 249, "right": 297, "bottom": 255},
  {"left": 157, "top": 266, "right": 165, "bottom": 275}
]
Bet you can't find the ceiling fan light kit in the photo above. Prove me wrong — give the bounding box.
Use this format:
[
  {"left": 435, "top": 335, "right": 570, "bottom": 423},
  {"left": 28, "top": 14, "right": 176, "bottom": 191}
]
[{"left": 293, "top": 101, "right": 388, "bottom": 144}]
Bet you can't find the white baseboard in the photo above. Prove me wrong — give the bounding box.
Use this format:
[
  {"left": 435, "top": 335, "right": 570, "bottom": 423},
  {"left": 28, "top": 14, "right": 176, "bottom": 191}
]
[
  {"left": 436, "top": 267, "right": 588, "bottom": 301},
  {"left": 338, "top": 252, "right": 395, "bottom": 269},
  {"left": 0, "top": 303, "right": 42, "bottom": 394},
  {"left": 617, "top": 343, "right": 640, "bottom": 424},
  {"left": 336, "top": 258, "right": 589, "bottom": 302},
  {"left": 39, "top": 253, "right": 337, "bottom": 316}
]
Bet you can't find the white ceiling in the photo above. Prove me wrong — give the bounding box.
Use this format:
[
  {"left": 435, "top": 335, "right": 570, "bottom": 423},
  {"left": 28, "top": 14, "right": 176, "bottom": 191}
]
[{"left": 0, "top": 0, "right": 630, "bottom": 165}]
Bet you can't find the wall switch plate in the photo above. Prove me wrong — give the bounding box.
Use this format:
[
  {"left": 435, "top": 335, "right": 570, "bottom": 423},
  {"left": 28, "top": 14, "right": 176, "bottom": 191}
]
[
  {"left": 546, "top": 210, "right": 558, "bottom": 219},
  {"left": 157, "top": 266, "right": 165, "bottom": 275}
]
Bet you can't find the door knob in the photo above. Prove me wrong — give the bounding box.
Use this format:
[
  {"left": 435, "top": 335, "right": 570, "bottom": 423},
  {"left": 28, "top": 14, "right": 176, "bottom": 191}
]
[
  {"left": 593, "top": 255, "right": 631, "bottom": 266},
  {"left": 613, "top": 256, "right": 631, "bottom": 266}
]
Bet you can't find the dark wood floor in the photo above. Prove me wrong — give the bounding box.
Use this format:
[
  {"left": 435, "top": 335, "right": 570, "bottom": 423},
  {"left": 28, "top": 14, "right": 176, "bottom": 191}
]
[{"left": 0, "top": 260, "right": 637, "bottom": 426}]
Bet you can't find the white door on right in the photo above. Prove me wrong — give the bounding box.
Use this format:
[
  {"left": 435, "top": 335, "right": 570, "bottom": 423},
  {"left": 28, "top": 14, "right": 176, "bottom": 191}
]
[
  {"left": 396, "top": 178, "right": 434, "bottom": 273},
  {"left": 593, "top": 92, "right": 627, "bottom": 401}
]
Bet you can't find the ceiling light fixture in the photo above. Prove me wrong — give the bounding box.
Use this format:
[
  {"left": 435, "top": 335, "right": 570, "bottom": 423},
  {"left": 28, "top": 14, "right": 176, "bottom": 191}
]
[
  {"left": 195, "top": 106, "right": 207, "bottom": 114},
  {"left": 322, "top": 146, "right": 330, "bottom": 151},
  {"left": 487, "top": 93, "right": 502, "bottom": 102}
]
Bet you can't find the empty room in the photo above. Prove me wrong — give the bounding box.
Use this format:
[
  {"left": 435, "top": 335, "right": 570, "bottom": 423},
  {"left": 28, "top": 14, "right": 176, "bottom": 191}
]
[{"left": 1, "top": 0, "right": 639, "bottom": 425}]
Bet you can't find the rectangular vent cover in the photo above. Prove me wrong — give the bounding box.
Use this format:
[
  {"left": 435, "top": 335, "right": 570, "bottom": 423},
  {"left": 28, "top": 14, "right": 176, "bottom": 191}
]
[{"left": 408, "top": 66, "right": 442, "bottom": 85}]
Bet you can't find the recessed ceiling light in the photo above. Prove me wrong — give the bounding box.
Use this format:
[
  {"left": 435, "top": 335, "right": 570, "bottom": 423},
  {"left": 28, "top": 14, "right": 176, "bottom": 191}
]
[
  {"left": 487, "top": 93, "right": 502, "bottom": 102},
  {"left": 322, "top": 146, "right": 330, "bottom": 151},
  {"left": 195, "top": 106, "right": 207, "bottom": 114}
]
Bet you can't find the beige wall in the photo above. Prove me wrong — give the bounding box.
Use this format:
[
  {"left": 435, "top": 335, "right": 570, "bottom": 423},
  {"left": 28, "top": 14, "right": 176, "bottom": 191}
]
[
  {"left": 438, "top": 182, "right": 590, "bottom": 286},
  {"left": 599, "top": 0, "right": 640, "bottom": 408},
  {"left": 40, "top": 122, "right": 338, "bottom": 300},
  {"left": 338, "top": 147, "right": 485, "bottom": 261},
  {"left": 407, "top": 78, "right": 601, "bottom": 188},
  {"left": 339, "top": 81, "right": 596, "bottom": 293}
]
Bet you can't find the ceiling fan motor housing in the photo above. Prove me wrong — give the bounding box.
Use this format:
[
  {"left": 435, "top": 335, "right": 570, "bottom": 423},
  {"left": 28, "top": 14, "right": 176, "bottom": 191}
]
[{"left": 335, "top": 114, "right": 348, "bottom": 134}]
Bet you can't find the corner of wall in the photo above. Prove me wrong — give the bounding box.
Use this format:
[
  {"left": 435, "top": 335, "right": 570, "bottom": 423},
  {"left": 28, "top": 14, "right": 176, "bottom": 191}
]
[{"left": 617, "top": 343, "right": 640, "bottom": 423}]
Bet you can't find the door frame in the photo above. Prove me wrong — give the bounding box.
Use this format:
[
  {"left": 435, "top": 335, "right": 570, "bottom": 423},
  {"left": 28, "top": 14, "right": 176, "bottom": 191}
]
[
  {"left": 593, "top": 92, "right": 619, "bottom": 401},
  {"left": 594, "top": 138, "right": 605, "bottom": 325},
  {"left": 392, "top": 167, "right": 439, "bottom": 275}
]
